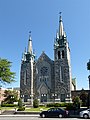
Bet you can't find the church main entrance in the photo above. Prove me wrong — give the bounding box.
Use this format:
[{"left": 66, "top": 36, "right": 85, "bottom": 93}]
[{"left": 61, "top": 94, "right": 65, "bottom": 102}]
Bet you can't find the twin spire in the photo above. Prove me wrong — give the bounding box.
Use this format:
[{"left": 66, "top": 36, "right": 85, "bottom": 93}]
[
  {"left": 22, "top": 31, "right": 35, "bottom": 62},
  {"left": 27, "top": 31, "right": 33, "bottom": 54},
  {"left": 58, "top": 12, "right": 66, "bottom": 39},
  {"left": 54, "top": 13, "right": 67, "bottom": 49},
  {"left": 22, "top": 13, "right": 66, "bottom": 61}
]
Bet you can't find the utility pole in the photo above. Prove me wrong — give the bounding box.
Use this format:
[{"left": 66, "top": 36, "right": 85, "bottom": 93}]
[{"left": 30, "top": 56, "right": 34, "bottom": 107}]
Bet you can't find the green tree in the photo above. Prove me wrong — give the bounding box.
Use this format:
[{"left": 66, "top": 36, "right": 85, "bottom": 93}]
[
  {"left": 72, "top": 96, "right": 81, "bottom": 110},
  {"left": 3, "top": 90, "right": 18, "bottom": 104},
  {"left": 80, "top": 89, "right": 88, "bottom": 106},
  {"left": 0, "top": 58, "right": 15, "bottom": 84}
]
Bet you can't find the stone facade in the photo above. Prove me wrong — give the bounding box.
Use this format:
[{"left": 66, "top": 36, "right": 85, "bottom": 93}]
[
  {"left": 20, "top": 61, "right": 32, "bottom": 102},
  {"left": 35, "top": 52, "right": 54, "bottom": 102},
  {"left": 20, "top": 15, "right": 73, "bottom": 103}
]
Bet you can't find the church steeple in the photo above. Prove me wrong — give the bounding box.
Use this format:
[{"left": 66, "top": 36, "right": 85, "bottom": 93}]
[
  {"left": 54, "top": 14, "right": 72, "bottom": 102},
  {"left": 59, "top": 12, "right": 64, "bottom": 39},
  {"left": 27, "top": 31, "right": 33, "bottom": 54},
  {"left": 54, "top": 13, "right": 67, "bottom": 50}
]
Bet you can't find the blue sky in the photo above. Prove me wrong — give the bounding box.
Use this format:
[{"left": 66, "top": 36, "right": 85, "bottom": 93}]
[{"left": 0, "top": 0, "right": 90, "bottom": 90}]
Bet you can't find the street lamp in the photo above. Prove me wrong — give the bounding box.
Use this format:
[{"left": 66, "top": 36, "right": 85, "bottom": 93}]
[
  {"left": 21, "top": 95, "right": 24, "bottom": 102},
  {"left": 11, "top": 96, "right": 14, "bottom": 99},
  {"left": 41, "top": 94, "right": 46, "bottom": 103},
  {"left": 30, "top": 94, "right": 33, "bottom": 103},
  {"left": 52, "top": 93, "right": 57, "bottom": 102},
  {"left": 11, "top": 96, "right": 14, "bottom": 104}
]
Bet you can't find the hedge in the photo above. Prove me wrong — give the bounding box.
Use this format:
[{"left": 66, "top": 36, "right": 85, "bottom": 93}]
[
  {"left": 46, "top": 102, "right": 74, "bottom": 110},
  {"left": 1, "top": 104, "right": 17, "bottom": 107},
  {"left": 46, "top": 103, "right": 67, "bottom": 107}
]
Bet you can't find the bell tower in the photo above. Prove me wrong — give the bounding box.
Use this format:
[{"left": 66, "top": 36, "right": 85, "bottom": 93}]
[
  {"left": 20, "top": 32, "right": 35, "bottom": 106},
  {"left": 54, "top": 13, "right": 72, "bottom": 102}
]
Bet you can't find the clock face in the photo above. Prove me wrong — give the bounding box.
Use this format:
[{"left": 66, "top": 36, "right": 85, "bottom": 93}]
[{"left": 40, "top": 66, "right": 48, "bottom": 76}]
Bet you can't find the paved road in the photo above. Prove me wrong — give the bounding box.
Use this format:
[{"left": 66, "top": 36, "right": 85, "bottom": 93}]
[{"left": 0, "top": 116, "right": 85, "bottom": 120}]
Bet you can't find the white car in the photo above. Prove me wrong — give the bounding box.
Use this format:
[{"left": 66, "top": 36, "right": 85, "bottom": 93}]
[{"left": 79, "top": 109, "right": 90, "bottom": 119}]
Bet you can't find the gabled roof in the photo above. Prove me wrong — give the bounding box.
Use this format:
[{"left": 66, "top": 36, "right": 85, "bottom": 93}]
[{"left": 37, "top": 51, "right": 53, "bottom": 64}]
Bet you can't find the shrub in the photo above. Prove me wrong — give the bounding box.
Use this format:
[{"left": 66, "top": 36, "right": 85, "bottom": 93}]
[
  {"left": 46, "top": 103, "right": 55, "bottom": 107},
  {"left": 17, "top": 98, "right": 25, "bottom": 111},
  {"left": 66, "top": 103, "right": 74, "bottom": 110},
  {"left": 46, "top": 103, "right": 67, "bottom": 107},
  {"left": 17, "top": 107, "right": 25, "bottom": 111},
  {"left": 18, "top": 98, "right": 23, "bottom": 108},
  {"left": 54, "top": 103, "right": 59, "bottom": 107},
  {"left": 33, "top": 99, "right": 39, "bottom": 108},
  {"left": 60, "top": 102, "right": 67, "bottom": 107},
  {"left": 73, "top": 96, "right": 81, "bottom": 110}
]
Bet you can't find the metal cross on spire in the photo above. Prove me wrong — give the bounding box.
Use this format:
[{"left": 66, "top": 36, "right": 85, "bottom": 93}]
[
  {"left": 59, "top": 12, "right": 62, "bottom": 22},
  {"left": 59, "top": 12, "right": 62, "bottom": 16},
  {"left": 29, "top": 31, "right": 31, "bottom": 36},
  {"left": 29, "top": 31, "right": 32, "bottom": 40}
]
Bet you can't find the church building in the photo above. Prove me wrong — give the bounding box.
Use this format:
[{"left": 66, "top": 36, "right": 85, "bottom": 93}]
[{"left": 20, "top": 14, "right": 73, "bottom": 104}]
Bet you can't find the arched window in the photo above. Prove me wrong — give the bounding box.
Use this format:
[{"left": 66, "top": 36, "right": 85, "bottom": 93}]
[
  {"left": 24, "top": 70, "right": 27, "bottom": 85},
  {"left": 62, "top": 50, "right": 64, "bottom": 58},
  {"left": 60, "top": 66, "right": 64, "bottom": 82},
  {"left": 58, "top": 51, "right": 60, "bottom": 59}
]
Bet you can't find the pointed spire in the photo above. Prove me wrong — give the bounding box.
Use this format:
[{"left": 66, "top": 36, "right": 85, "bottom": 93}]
[
  {"left": 21, "top": 48, "right": 27, "bottom": 62},
  {"left": 27, "top": 31, "right": 33, "bottom": 54},
  {"left": 59, "top": 12, "right": 64, "bottom": 39},
  {"left": 64, "top": 31, "right": 66, "bottom": 38},
  {"left": 24, "top": 48, "right": 27, "bottom": 61},
  {"left": 56, "top": 30, "right": 59, "bottom": 39}
]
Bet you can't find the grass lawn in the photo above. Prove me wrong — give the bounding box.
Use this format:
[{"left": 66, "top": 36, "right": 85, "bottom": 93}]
[
  {"left": 0, "top": 106, "right": 49, "bottom": 112},
  {"left": 0, "top": 107, "right": 16, "bottom": 111},
  {"left": 25, "top": 107, "right": 48, "bottom": 112},
  {"left": 0, "top": 106, "right": 66, "bottom": 112}
]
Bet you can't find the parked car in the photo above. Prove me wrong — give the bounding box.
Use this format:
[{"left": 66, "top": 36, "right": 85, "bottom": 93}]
[
  {"left": 79, "top": 109, "right": 90, "bottom": 119},
  {"left": 40, "top": 107, "right": 69, "bottom": 118}
]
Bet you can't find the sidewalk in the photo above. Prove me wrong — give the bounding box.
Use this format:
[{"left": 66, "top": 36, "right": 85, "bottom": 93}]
[
  {"left": 0, "top": 114, "right": 39, "bottom": 117},
  {"left": 0, "top": 109, "right": 40, "bottom": 117}
]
